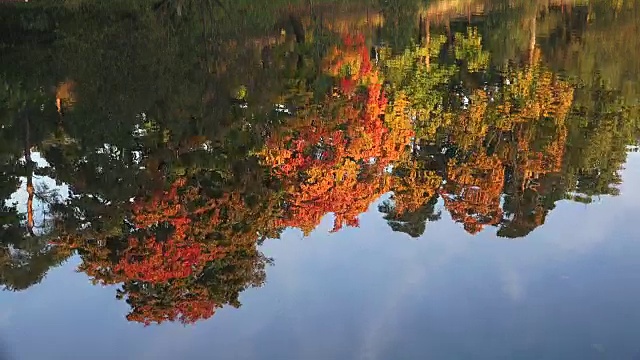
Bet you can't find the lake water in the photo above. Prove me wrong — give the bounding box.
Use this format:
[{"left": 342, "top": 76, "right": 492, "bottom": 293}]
[{"left": 1, "top": 1, "right": 639, "bottom": 359}]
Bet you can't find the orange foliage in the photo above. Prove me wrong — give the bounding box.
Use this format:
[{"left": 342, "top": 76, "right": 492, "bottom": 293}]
[
  {"left": 437, "top": 52, "right": 574, "bottom": 235},
  {"left": 451, "top": 89, "right": 489, "bottom": 151},
  {"left": 498, "top": 55, "right": 573, "bottom": 190},
  {"left": 441, "top": 153, "right": 505, "bottom": 234},
  {"left": 116, "top": 178, "right": 225, "bottom": 283},
  {"left": 55, "top": 80, "right": 76, "bottom": 114},
  {"left": 390, "top": 162, "right": 442, "bottom": 216},
  {"left": 123, "top": 280, "right": 216, "bottom": 325},
  {"left": 262, "top": 33, "right": 413, "bottom": 233}
]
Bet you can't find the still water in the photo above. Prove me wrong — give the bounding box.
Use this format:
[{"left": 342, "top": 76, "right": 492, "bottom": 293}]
[{"left": 1, "top": 0, "right": 640, "bottom": 359}]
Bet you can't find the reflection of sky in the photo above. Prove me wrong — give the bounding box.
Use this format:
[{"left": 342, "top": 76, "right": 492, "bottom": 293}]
[
  {"left": 4, "top": 152, "right": 69, "bottom": 235},
  {"left": 2, "top": 154, "right": 640, "bottom": 360}
]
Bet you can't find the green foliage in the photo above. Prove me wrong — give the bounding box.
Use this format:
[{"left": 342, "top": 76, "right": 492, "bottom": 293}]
[{"left": 454, "top": 27, "right": 490, "bottom": 72}]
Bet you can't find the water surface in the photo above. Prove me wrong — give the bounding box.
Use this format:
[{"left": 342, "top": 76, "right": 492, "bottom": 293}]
[{"left": 1, "top": 0, "right": 639, "bottom": 359}]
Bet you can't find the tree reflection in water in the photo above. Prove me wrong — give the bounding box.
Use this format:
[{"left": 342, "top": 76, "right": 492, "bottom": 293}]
[{"left": 0, "top": 0, "right": 638, "bottom": 325}]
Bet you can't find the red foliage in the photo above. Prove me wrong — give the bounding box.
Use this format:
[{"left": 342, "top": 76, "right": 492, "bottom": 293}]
[{"left": 115, "top": 178, "right": 224, "bottom": 283}]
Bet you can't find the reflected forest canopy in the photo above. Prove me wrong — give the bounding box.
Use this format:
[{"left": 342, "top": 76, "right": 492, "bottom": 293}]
[{"left": 1, "top": 0, "right": 639, "bottom": 325}]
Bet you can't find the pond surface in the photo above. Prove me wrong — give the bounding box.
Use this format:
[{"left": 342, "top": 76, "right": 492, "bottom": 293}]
[{"left": 1, "top": 1, "right": 640, "bottom": 359}]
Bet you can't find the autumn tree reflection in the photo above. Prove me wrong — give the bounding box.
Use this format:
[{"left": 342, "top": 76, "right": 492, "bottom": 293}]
[
  {"left": 0, "top": 0, "right": 639, "bottom": 326},
  {"left": 261, "top": 33, "right": 413, "bottom": 233}
]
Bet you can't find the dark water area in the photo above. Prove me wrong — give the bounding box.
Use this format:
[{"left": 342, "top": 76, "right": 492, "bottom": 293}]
[{"left": 1, "top": 0, "right": 640, "bottom": 359}]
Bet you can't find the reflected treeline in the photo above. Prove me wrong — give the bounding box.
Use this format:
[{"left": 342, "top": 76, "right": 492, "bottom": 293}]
[{"left": 1, "top": 0, "right": 639, "bottom": 325}]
